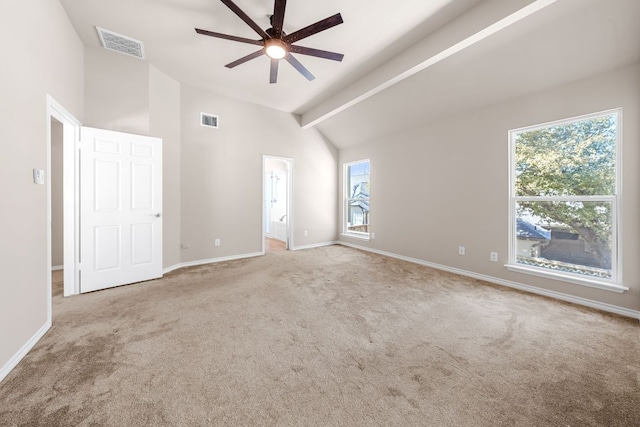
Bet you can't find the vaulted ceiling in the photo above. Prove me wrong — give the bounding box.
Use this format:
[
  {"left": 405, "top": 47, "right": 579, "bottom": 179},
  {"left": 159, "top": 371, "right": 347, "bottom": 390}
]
[{"left": 60, "top": 0, "right": 640, "bottom": 148}]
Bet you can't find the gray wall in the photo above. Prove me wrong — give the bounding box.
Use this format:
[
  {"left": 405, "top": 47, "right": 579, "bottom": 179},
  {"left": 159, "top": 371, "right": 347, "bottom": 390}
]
[
  {"left": 84, "top": 47, "right": 150, "bottom": 134},
  {"left": 150, "top": 66, "right": 182, "bottom": 269},
  {"left": 83, "top": 47, "right": 338, "bottom": 268},
  {"left": 0, "top": 0, "right": 84, "bottom": 374},
  {"left": 179, "top": 85, "right": 338, "bottom": 261},
  {"left": 339, "top": 62, "right": 640, "bottom": 312}
]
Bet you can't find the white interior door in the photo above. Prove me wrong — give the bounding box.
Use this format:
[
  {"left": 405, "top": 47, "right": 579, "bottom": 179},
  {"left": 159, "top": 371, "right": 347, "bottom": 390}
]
[{"left": 80, "top": 127, "right": 163, "bottom": 293}]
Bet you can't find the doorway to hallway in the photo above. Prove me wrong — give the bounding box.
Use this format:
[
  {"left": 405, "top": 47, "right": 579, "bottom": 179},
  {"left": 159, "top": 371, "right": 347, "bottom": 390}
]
[{"left": 263, "top": 156, "right": 293, "bottom": 252}]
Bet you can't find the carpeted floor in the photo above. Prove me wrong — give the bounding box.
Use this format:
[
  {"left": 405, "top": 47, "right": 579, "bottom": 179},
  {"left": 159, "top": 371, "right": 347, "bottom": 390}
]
[{"left": 1, "top": 245, "right": 639, "bottom": 426}]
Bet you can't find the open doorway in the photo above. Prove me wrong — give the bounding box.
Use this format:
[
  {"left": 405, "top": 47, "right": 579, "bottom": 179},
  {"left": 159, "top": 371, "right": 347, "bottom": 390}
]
[
  {"left": 263, "top": 156, "right": 293, "bottom": 252},
  {"left": 47, "top": 95, "right": 81, "bottom": 316},
  {"left": 51, "top": 117, "right": 64, "bottom": 298}
]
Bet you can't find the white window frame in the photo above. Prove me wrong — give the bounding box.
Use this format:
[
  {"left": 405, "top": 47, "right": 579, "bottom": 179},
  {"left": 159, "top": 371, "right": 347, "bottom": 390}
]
[
  {"left": 343, "top": 159, "right": 370, "bottom": 240},
  {"left": 507, "top": 109, "right": 627, "bottom": 293}
]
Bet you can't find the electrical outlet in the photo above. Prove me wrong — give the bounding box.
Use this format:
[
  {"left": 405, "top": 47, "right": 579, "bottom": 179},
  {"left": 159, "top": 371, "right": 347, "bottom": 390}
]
[
  {"left": 180, "top": 243, "right": 190, "bottom": 249},
  {"left": 458, "top": 246, "right": 466, "bottom": 255},
  {"left": 371, "top": 232, "right": 376, "bottom": 239},
  {"left": 304, "top": 230, "right": 308, "bottom": 237},
  {"left": 214, "top": 239, "right": 221, "bottom": 247},
  {"left": 490, "top": 252, "right": 498, "bottom": 262}
]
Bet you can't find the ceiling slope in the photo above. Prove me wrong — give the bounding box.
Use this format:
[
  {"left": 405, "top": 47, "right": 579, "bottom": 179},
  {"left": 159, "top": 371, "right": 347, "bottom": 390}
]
[
  {"left": 301, "top": 0, "right": 543, "bottom": 128},
  {"left": 313, "top": 0, "right": 640, "bottom": 148}
]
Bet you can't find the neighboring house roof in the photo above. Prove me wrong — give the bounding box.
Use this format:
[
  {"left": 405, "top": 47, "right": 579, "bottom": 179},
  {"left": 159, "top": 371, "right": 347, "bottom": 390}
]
[
  {"left": 351, "top": 183, "right": 369, "bottom": 198},
  {"left": 517, "top": 218, "right": 551, "bottom": 240},
  {"left": 350, "top": 200, "right": 369, "bottom": 212},
  {"left": 350, "top": 184, "right": 370, "bottom": 212}
]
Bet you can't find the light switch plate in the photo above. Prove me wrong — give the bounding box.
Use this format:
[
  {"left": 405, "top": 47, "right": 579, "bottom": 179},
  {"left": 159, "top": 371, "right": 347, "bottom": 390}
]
[{"left": 33, "top": 169, "right": 45, "bottom": 185}]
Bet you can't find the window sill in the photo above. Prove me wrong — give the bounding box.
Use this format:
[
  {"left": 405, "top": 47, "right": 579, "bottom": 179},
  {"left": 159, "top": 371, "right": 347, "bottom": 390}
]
[
  {"left": 341, "top": 232, "right": 370, "bottom": 241},
  {"left": 505, "top": 263, "right": 628, "bottom": 293}
]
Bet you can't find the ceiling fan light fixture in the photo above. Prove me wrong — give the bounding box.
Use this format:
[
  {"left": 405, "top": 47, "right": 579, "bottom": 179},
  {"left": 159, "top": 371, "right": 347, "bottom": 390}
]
[
  {"left": 195, "top": 0, "right": 344, "bottom": 82},
  {"left": 265, "top": 39, "right": 287, "bottom": 59}
]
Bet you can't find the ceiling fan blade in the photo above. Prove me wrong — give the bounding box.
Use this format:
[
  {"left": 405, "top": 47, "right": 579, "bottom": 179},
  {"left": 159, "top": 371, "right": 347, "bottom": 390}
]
[
  {"left": 195, "top": 28, "right": 264, "bottom": 46},
  {"left": 270, "top": 58, "right": 279, "bottom": 84},
  {"left": 289, "top": 45, "right": 344, "bottom": 62},
  {"left": 225, "top": 50, "right": 265, "bottom": 68},
  {"left": 220, "top": 0, "right": 270, "bottom": 40},
  {"left": 284, "top": 13, "right": 343, "bottom": 44},
  {"left": 285, "top": 54, "right": 315, "bottom": 81},
  {"left": 272, "top": 0, "right": 287, "bottom": 38}
]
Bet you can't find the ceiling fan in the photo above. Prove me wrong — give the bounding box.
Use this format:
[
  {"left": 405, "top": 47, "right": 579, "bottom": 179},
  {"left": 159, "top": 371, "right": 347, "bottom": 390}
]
[{"left": 195, "top": 0, "right": 344, "bottom": 83}]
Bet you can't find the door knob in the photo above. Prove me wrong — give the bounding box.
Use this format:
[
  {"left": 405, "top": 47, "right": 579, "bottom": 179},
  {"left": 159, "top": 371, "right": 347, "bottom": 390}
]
[{"left": 150, "top": 213, "right": 161, "bottom": 218}]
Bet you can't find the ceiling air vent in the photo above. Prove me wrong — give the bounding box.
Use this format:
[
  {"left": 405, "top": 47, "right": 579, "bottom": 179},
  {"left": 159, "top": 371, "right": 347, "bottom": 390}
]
[
  {"left": 96, "top": 27, "right": 145, "bottom": 59},
  {"left": 201, "top": 113, "right": 219, "bottom": 129}
]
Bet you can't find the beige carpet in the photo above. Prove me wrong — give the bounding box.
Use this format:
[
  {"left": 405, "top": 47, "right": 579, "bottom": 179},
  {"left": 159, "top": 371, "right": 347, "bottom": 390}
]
[{"left": 1, "top": 245, "right": 639, "bottom": 426}]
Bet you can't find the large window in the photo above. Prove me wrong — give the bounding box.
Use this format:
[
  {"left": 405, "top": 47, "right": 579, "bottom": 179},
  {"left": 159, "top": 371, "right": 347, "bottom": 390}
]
[
  {"left": 508, "top": 109, "right": 624, "bottom": 291},
  {"left": 344, "top": 160, "right": 370, "bottom": 238}
]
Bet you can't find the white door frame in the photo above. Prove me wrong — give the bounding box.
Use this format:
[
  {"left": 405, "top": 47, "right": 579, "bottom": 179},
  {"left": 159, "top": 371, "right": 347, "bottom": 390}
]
[
  {"left": 47, "top": 95, "right": 81, "bottom": 305},
  {"left": 262, "top": 156, "right": 293, "bottom": 252}
]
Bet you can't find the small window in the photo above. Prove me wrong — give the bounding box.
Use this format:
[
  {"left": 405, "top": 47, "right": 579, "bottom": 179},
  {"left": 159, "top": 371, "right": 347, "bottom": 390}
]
[
  {"left": 344, "top": 160, "right": 370, "bottom": 238},
  {"left": 508, "top": 109, "right": 624, "bottom": 291}
]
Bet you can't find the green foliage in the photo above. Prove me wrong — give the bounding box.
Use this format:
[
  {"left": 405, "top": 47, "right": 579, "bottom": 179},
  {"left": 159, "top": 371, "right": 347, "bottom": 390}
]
[
  {"left": 516, "top": 116, "right": 616, "bottom": 197},
  {"left": 515, "top": 114, "right": 617, "bottom": 269}
]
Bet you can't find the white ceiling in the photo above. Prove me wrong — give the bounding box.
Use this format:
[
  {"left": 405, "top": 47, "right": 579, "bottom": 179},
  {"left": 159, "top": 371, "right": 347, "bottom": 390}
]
[
  {"left": 59, "top": 0, "right": 483, "bottom": 113},
  {"left": 59, "top": 0, "right": 640, "bottom": 149}
]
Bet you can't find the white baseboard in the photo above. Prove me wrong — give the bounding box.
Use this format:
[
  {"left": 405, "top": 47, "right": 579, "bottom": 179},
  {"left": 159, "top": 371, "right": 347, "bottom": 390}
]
[
  {"left": 338, "top": 241, "right": 640, "bottom": 321},
  {"left": 51, "top": 265, "right": 63, "bottom": 271},
  {"left": 163, "top": 263, "right": 184, "bottom": 274},
  {"left": 0, "top": 320, "right": 51, "bottom": 384},
  {"left": 290, "top": 241, "right": 338, "bottom": 251},
  {"left": 164, "top": 243, "right": 340, "bottom": 274},
  {"left": 163, "top": 251, "right": 264, "bottom": 275}
]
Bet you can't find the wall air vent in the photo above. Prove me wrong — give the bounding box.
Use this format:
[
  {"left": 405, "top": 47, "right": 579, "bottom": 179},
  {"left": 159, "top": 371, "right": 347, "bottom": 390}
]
[
  {"left": 96, "top": 27, "right": 145, "bottom": 59},
  {"left": 201, "top": 113, "right": 219, "bottom": 129}
]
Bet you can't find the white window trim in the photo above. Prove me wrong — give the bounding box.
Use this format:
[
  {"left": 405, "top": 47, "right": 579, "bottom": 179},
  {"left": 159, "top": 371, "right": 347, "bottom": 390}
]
[
  {"left": 507, "top": 108, "right": 625, "bottom": 293},
  {"left": 343, "top": 159, "right": 370, "bottom": 240},
  {"left": 340, "top": 231, "right": 371, "bottom": 241},
  {"left": 505, "top": 264, "right": 628, "bottom": 293}
]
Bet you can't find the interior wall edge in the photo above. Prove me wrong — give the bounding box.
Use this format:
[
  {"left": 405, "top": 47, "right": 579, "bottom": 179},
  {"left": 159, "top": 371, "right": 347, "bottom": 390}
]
[
  {"left": 338, "top": 241, "right": 640, "bottom": 322},
  {"left": 0, "top": 320, "right": 51, "bottom": 384},
  {"left": 163, "top": 251, "right": 264, "bottom": 275},
  {"left": 289, "top": 241, "right": 339, "bottom": 252}
]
